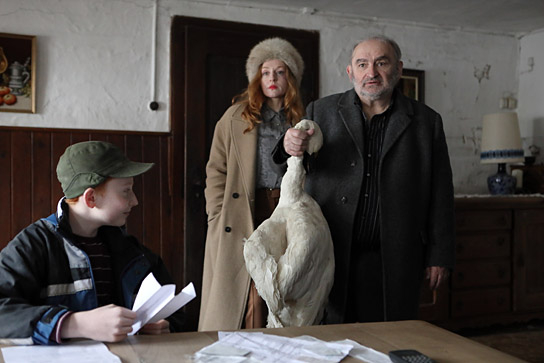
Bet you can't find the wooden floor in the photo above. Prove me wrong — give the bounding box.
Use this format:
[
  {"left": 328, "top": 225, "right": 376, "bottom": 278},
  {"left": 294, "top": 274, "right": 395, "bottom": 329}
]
[{"left": 461, "top": 320, "right": 544, "bottom": 362}]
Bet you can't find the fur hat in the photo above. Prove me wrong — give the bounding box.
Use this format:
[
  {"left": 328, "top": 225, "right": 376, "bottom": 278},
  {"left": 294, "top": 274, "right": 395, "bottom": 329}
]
[{"left": 246, "top": 37, "right": 304, "bottom": 86}]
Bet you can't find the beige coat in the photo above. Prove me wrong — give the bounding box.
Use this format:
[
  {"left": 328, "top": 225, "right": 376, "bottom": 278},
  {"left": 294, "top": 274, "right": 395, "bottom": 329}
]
[{"left": 198, "top": 103, "right": 257, "bottom": 331}]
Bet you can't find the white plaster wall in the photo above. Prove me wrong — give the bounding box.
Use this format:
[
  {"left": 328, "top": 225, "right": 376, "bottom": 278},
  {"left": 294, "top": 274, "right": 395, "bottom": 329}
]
[
  {"left": 0, "top": 0, "right": 529, "bottom": 193},
  {"left": 0, "top": 0, "right": 162, "bottom": 131},
  {"left": 519, "top": 29, "right": 544, "bottom": 162}
]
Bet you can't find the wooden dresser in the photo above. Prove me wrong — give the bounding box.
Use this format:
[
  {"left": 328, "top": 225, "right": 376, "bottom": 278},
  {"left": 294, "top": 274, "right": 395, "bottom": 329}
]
[{"left": 420, "top": 195, "right": 544, "bottom": 331}]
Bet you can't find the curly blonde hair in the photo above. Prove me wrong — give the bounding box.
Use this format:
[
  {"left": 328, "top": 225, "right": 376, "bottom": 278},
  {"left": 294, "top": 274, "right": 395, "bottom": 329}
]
[{"left": 233, "top": 64, "right": 304, "bottom": 134}]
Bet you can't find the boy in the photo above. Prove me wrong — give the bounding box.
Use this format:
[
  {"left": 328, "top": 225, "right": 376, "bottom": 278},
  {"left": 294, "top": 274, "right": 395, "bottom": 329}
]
[{"left": 0, "top": 141, "right": 184, "bottom": 344}]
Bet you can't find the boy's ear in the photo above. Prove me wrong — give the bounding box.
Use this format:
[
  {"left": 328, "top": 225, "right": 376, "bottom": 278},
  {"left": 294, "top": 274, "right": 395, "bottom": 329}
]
[{"left": 82, "top": 188, "right": 97, "bottom": 208}]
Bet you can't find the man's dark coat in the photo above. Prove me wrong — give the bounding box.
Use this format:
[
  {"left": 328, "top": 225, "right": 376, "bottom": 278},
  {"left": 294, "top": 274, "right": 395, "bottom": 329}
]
[{"left": 304, "top": 89, "right": 455, "bottom": 324}]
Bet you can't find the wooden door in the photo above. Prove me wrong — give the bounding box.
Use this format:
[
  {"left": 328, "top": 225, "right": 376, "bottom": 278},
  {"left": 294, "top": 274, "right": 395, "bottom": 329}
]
[
  {"left": 170, "top": 16, "right": 319, "bottom": 330},
  {"left": 513, "top": 208, "right": 544, "bottom": 311}
]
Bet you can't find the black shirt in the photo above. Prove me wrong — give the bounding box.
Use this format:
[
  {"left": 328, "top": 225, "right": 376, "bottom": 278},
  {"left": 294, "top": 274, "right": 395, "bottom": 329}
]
[
  {"left": 353, "top": 98, "right": 392, "bottom": 252},
  {"left": 72, "top": 234, "right": 117, "bottom": 306}
]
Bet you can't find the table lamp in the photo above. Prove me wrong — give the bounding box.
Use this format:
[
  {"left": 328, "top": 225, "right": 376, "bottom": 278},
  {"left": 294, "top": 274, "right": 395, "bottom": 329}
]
[{"left": 480, "top": 112, "right": 524, "bottom": 194}]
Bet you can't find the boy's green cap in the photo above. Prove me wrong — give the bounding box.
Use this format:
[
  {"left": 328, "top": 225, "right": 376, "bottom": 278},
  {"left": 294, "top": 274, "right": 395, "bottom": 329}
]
[{"left": 57, "top": 141, "right": 154, "bottom": 198}]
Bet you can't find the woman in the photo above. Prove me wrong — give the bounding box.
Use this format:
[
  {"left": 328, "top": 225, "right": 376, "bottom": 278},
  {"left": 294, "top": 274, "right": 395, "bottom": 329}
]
[{"left": 198, "top": 38, "right": 305, "bottom": 331}]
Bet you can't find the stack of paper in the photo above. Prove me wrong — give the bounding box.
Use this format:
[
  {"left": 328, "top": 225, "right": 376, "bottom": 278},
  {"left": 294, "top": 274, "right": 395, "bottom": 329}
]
[{"left": 193, "top": 331, "right": 390, "bottom": 363}]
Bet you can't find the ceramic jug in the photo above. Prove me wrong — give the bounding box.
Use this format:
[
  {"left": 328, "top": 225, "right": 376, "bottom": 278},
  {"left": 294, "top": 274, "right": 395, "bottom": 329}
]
[{"left": 8, "top": 61, "right": 30, "bottom": 95}]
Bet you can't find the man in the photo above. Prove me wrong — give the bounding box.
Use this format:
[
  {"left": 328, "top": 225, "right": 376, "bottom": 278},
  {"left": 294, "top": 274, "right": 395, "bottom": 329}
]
[
  {"left": 277, "top": 35, "right": 455, "bottom": 324},
  {"left": 0, "top": 141, "right": 184, "bottom": 344}
]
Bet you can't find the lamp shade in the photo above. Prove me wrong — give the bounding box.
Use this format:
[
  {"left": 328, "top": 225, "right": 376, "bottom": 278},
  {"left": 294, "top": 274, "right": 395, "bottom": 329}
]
[{"left": 480, "top": 112, "right": 524, "bottom": 164}]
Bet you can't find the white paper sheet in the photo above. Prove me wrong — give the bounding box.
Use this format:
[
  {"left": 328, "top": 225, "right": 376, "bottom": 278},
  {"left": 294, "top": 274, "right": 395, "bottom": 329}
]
[
  {"left": 1, "top": 340, "right": 120, "bottom": 363},
  {"left": 130, "top": 273, "right": 196, "bottom": 334},
  {"left": 194, "top": 331, "right": 353, "bottom": 363},
  {"left": 333, "top": 338, "right": 390, "bottom": 363}
]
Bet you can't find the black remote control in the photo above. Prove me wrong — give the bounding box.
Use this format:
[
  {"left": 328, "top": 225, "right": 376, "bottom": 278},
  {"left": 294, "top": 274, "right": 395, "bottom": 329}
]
[{"left": 389, "top": 349, "right": 435, "bottom": 363}]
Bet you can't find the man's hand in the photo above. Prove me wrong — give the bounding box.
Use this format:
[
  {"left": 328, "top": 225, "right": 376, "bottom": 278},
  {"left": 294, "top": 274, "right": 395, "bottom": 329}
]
[
  {"left": 139, "top": 319, "right": 170, "bottom": 335},
  {"left": 426, "top": 266, "right": 449, "bottom": 290},
  {"left": 284, "top": 127, "right": 315, "bottom": 157},
  {"left": 61, "top": 304, "right": 137, "bottom": 342}
]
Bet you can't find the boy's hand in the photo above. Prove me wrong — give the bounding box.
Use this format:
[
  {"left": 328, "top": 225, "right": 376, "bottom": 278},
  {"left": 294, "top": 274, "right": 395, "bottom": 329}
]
[
  {"left": 284, "top": 127, "right": 315, "bottom": 156},
  {"left": 61, "top": 304, "right": 137, "bottom": 342},
  {"left": 139, "top": 319, "right": 170, "bottom": 335}
]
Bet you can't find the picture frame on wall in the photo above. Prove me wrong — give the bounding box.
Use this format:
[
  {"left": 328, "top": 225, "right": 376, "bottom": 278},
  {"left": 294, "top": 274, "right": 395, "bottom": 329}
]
[
  {"left": 397, "top": 68, "right": 424, "bottom": 103},
  {"left": 0, "top": 32, "right": 36, "bottom": 113}
]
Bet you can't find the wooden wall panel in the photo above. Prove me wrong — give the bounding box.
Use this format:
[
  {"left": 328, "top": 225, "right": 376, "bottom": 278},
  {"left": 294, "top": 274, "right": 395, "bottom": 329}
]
[
  {"left": 0, "top": 127, "right": 183, "bottom": 301},
  {"left": 160, "top": 138, "right": 176, "bottom": 273},
  {"left": 32, "top": 132, "right": 52, "bottom": 222},
  {"left": 11, "top": 131, "right": 32, "bottom": 235},
  {"left": 71, "top": 133, "right": 91, "bottom": 144},
  {"left": 140, "top": 135, "right": 162, "bottom": 255},
  {"left": 125, "top": 135, "right": 145, "bottom": 242},
  {"left": 0, "top": 131, "right": 11, "bottom": 250},
  {"left": 50, "top": 133, "right": 71, "bottom": 211}
]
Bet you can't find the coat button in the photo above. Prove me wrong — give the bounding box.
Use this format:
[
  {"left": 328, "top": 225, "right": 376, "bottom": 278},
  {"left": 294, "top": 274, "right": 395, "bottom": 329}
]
[
  {"left": 225, "top": 226, "right": 232, "bottom": 232},
  {"left": 232, "top": 192, "right": 239, "bottom": 198},
  {"left": 341, "top": 196, "right": 348, "bottom": 204}
]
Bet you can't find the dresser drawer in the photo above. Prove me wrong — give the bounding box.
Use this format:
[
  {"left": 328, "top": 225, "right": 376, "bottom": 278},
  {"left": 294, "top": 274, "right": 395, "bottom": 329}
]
[
  {"left": 455, "top": 210, "right": 511, "bottom": 231},
  {"left": 455, "top": 232, "right": 510, "bottom": 260},
  {"left": 452, "top": 288, "right": 511, "bottom": 318},
  {"left": 452, "top": 259, "right": 510, "bottom": 288}
]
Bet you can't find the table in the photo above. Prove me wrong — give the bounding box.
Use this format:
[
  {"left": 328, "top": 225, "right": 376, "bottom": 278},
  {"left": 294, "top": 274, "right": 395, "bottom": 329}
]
[
  {"left": 104, "top": 320, "right": 522, "bottom": 362},
  {"left": 0, "top": 320, "right": 523, "bottom": 362}
]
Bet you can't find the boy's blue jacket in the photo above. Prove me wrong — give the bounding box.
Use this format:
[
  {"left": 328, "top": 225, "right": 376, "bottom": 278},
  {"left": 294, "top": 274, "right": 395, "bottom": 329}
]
[{"left": 0, "top": 199, "right": 184, "bottom": 344}]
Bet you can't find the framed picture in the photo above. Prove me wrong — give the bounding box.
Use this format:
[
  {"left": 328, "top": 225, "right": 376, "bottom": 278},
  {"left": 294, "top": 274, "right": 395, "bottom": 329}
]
[
  {"left": 0, "top": 33, "right": 36, "bottom": 113},
  {"left": 397, "top": 68, "right": 424, "bottom": 103}
]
